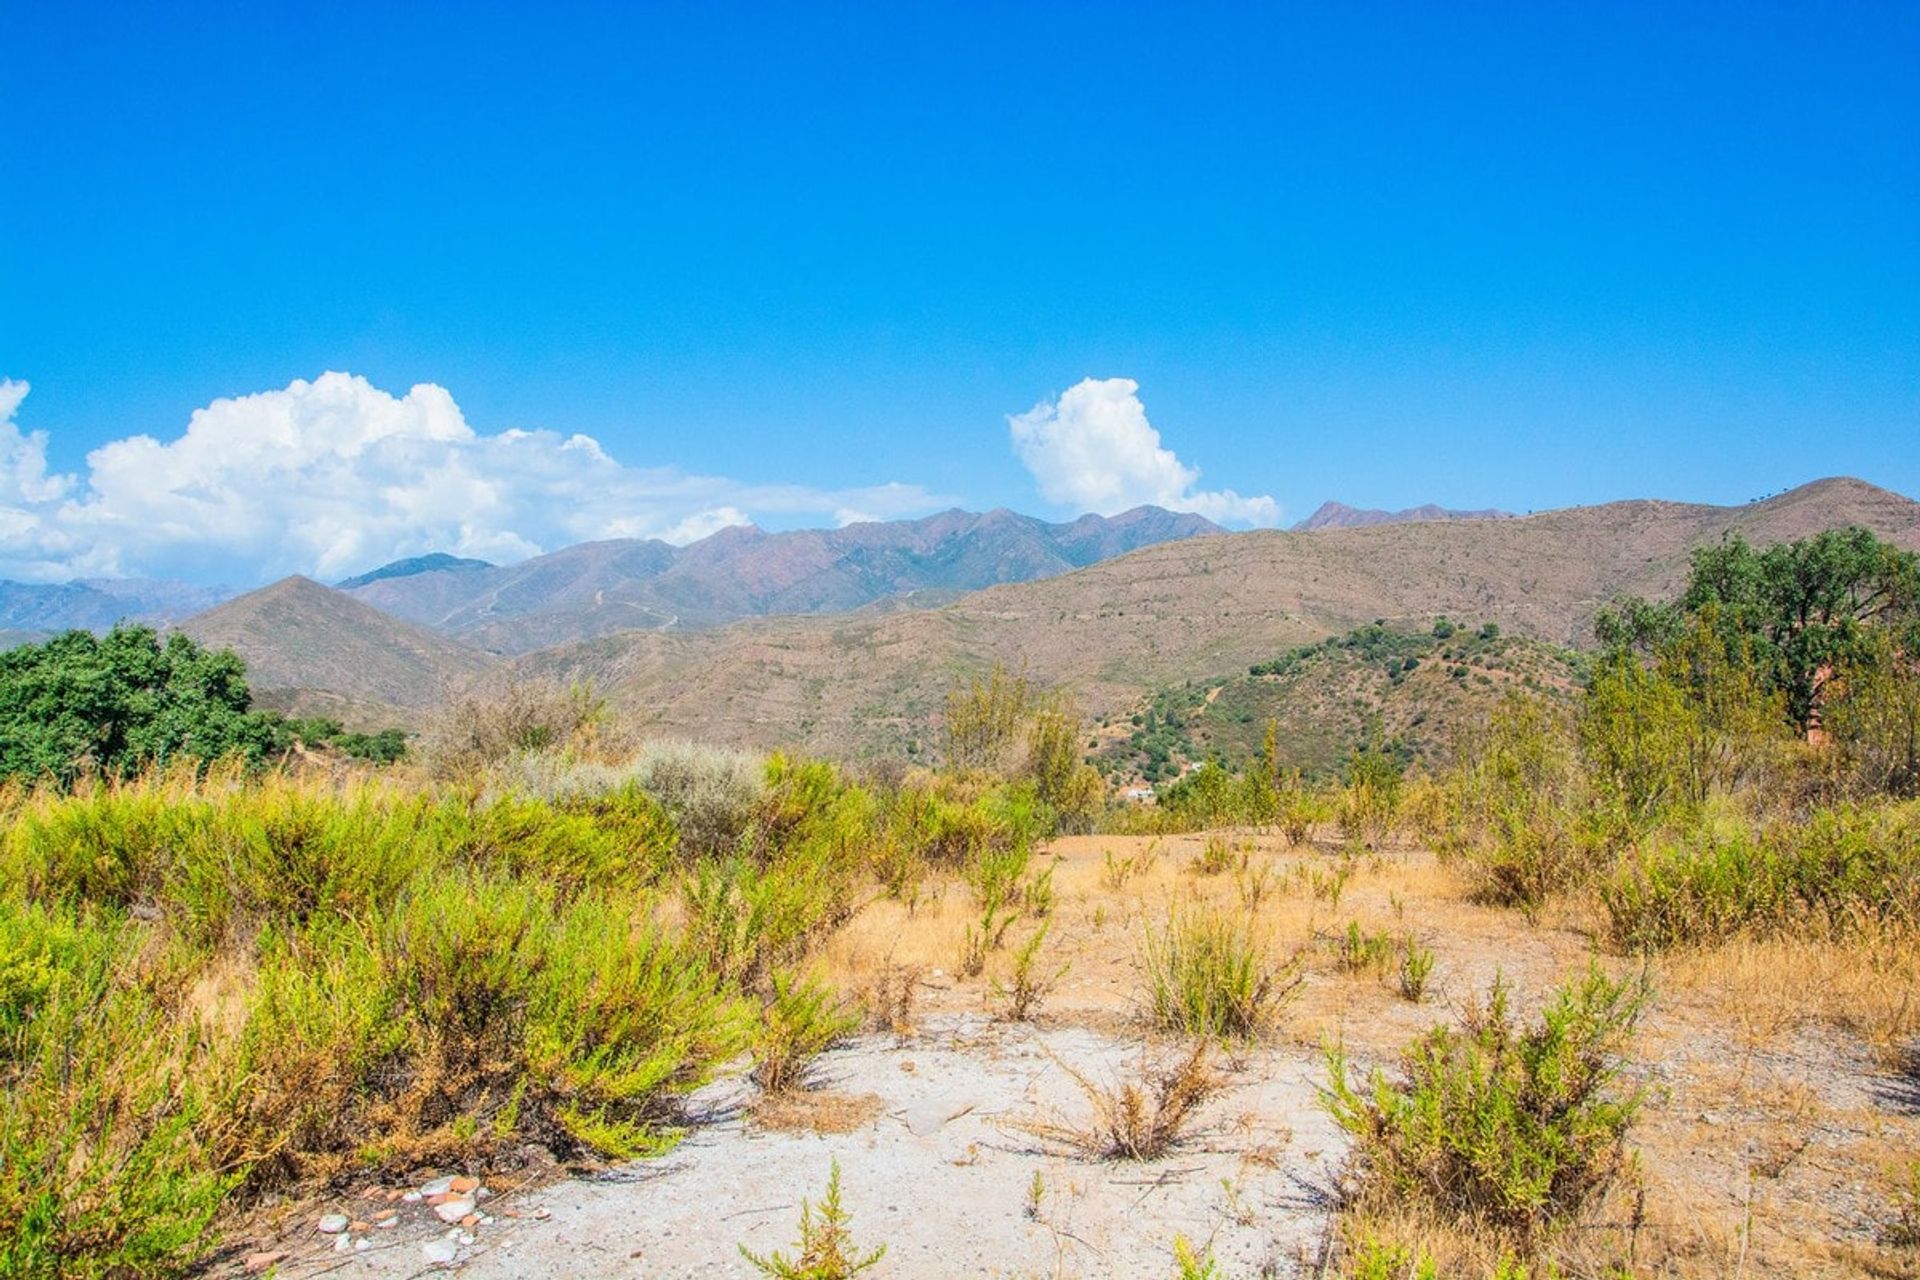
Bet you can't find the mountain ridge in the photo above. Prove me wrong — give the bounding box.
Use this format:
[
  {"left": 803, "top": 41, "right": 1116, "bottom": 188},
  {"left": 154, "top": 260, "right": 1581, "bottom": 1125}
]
[
  {"left": 1292, "top": 500, "right": 1514, "bottom": 531},
  {"left": 504, "top": 476, "right": 1920, "bottom": 758},
  {"left": 343, "top": 504, "right": 1224, "bottom": 652}
]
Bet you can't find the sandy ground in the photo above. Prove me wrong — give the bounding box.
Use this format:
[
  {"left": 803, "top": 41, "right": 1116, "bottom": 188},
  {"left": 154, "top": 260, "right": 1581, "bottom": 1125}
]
[
  {"left": 256, "top": 1018, "right": 1343, "bottom": 1279},
  {"left": 228, "top": 832, "right": 1920, "bottom": 1280}
]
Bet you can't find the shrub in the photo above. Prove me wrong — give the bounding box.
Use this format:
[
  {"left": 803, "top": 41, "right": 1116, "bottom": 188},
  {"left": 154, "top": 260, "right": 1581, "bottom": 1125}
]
[
  {"left": 740, "top": 1158, "right": 885, "bottom": 1278},
  {"left": 1445, "top": 696, "right": 1602, "bottom": 914},
  {"left": 624, "top": 740, "right": 768, "bottom": 859},
  {"left": 682, "top": 854, "right": 846, "bottom": 987},
  {"left": 0, "top": 903, "right": 236, "bottom": 1279},
  {"left": 1324, "top": 968, "right": 1646, "bottom": 1243},
  {"left": 1143, "top": 906, "right": 1298, "bottom": 1039},
  {"left": 420, "top": 679, "right": 607, "bottom": 779},
  {"left": 1602, "top": 802, "right": 1920, "bottom": 951},
  {"left": 752, "top": 970, "right": 858, "bottom": 1094}
]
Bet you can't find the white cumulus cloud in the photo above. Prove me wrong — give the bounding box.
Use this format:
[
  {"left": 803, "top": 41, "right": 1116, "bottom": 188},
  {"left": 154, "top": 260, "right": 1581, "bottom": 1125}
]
[
  {"left": 0, "top": 373, "right": 952, "bottom": 584},
  {"left": 1008, "top": 377, "right": 1280, "bottom": 527}
]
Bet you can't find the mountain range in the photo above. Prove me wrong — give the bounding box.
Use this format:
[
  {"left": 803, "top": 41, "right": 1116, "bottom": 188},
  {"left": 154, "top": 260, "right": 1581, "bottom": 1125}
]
[
  {"left": 338, "top": 505, "right": 1223, "bottom": 653},
  {"left": 13, "top": 478, "right": 1920, "bottom": 760},
  {"left": 504, "top": 476, "right": 1920, "bottom": 758},
  {"left": 0, "top": 577, "right": 234, "bottom": 641}
]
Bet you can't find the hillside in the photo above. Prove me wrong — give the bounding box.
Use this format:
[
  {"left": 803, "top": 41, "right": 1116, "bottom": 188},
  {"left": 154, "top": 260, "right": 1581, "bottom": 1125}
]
[
  {"left": 343, "top": 505, "right": 1221, "bottom": 652},
  {"left": 512, "top": 477, "right": 1920, "bottom": 759},
  {"left": 178, "top": 576, "right": 496, "bottom": 723},
  {"left": 1094, "top": 621, "right": 1587, "bottom": 783}
]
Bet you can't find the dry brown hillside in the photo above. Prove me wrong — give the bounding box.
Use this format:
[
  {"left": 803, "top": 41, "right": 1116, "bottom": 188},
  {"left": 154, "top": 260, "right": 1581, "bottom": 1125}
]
[
  {"left": 513, "top": 477, "right": 1920, "bottom": 758},
  {"left": 179, "top": 576, "right": 496, "bottom": 723}
]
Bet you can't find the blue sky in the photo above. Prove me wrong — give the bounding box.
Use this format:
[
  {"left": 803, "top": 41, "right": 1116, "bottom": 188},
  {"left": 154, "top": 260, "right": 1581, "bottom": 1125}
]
[{"left": 2, "top": 2, "right": 1916, "bottom": 583}]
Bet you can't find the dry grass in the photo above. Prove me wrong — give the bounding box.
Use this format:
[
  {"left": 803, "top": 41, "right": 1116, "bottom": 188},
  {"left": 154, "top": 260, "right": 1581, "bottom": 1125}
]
[
  {"left": 751, "top": 1090, "right": 886, "bottom": 1135},
  {"left": 1023, "top": 1041, "right": 1223, "bottom": 1160},
  {"left": 809, "top": 830, "right": 1918, "bottom": 1278},
  {"left": 1658, "top": 927, "right": 1920, "bottom": 1057}
]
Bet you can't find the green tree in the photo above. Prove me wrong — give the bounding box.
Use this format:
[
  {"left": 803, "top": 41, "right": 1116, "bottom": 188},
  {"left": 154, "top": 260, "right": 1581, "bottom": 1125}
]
[
  {"left": 1679, "top": 529, "right": 1920, "bottom": 730},
  {"left": 0, "top": 625, "right": 277, "bottom": 783}
]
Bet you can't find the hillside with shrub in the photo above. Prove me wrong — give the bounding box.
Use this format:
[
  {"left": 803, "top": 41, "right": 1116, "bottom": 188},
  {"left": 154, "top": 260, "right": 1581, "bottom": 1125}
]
[{"left": 1096, "top": 619, "right": 1587, "bottom": 783}]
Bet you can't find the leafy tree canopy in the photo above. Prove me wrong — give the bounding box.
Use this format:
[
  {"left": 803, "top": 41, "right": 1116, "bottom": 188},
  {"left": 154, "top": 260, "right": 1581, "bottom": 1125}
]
[
  {"left": 1597, "top": 528, "right": 1920, "bottom": 730},
  {"left": 0, "top": 625, "right": 278, "bottom": 783}
]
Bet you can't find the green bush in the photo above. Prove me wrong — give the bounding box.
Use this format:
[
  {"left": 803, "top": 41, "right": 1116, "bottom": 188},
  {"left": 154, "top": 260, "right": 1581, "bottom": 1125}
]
[
  {"left": 0, "top": 903, "right": 236, "bottom": 1279},
  {"left": 1602, "top": 802, "right": 1920, "bottom": 951},
  {"left": 1324, "top": 968, "right": 1645, "bottom": 1242},
  {"left": 752, "top": 970, "right": 858, "bottom": 1093},
  {"left": 1443, "top": 696, "right": 1607, "bottom": 914},
  {"left": 0, "top": 626, "right": 280, "bottom": 785},
  {"left": 0, "top": 749, "right": 1035, "bottom": 1274}
]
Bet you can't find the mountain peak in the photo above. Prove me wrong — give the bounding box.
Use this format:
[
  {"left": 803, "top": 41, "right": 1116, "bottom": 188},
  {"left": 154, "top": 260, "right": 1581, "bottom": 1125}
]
[{"left": 335, "top": 553, "right": 494, "bottom": 591}]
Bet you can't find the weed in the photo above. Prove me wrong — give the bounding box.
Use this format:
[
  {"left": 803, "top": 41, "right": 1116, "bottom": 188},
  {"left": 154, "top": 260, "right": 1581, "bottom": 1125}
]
[
  {"left": 993, "top": 923, "right": 1065, "bottom": 1022},
  {"left": 1310, "top": 858, "right": 1354, "bottom": 909},
  {"left": 753, "top": 971, "right": 858, "bottom": 1094},
  {"left": 1101, "top": 848, "right": 1142, "bottom": 891},
  {"left": 969, "top": 843, "right": 1032, "bottom": 918},
  {"left": 739, "top": 1158, "right": 886, "bottom": 1278},
  {"left": 1888, "top": 1159, "right": 1920, "bottom": 1249},
  {"left": 1173, "top": 1233, "right": 1224, "bottom": 1278},
  {"left": 959, "top": 904, "right": 1017, "bottom": 978},
  {"left": 861, "top": 962, "right": 921, "bottom": 1036},
  {"left": 1337, "top": 921, "right": 1394, "bottom": 976},
  {"left": 1030, "top": 1041, "right": 1222, "bottom": 1160},
  {"left": 1024, "top": 861, "right": 1056, "bottom": 918},
  {"left": 1024, "top": 1169, "right": 1046, "bottom": 1221},
  {"left": 1190, "top": 835, "right": 1239, "bottom": 876},
  {"left": 1143, "top": 907, "right": 1299, "bottom": 1039},
  {"left": 1397, "top": 936, "right": 1435, "bottom": 1002},
  {"left": 1234, "top": 860, "right": 1277, "bottom": 911}
]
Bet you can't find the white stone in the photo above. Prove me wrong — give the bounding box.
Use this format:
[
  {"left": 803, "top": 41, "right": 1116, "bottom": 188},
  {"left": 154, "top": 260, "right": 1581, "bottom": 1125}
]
[
  {"left": 316, "top": 1213, "right": 349, "bottom": 1235},
  {"left": 433, "top": 1197, "right": 476, "bottom": 1223}
]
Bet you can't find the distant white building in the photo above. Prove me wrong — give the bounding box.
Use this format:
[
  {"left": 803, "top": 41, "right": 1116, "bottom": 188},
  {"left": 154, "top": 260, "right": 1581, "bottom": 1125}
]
[{"left": 1122, "top": 785, "right": 1156, "bottom": 803}]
